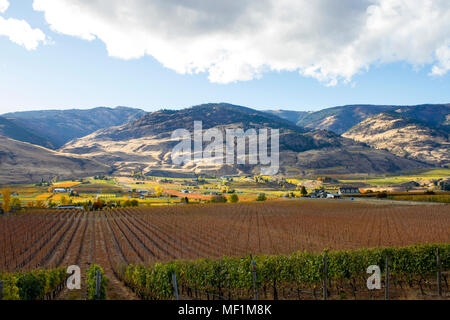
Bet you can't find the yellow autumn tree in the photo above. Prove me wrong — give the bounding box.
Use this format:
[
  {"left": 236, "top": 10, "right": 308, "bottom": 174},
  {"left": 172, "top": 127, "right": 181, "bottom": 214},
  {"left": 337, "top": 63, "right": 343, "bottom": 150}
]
[
  {"left": 154, "top": 185, "right": 164, "bottom": 197},
  {"left": 35, "top": 200, "right": 45, "bottom": 208},
  {"left": 60, "top": 196, "right": 68, "bottom": 206},
  {"left": 1, "top": 188, "right": 11, "bottom": 213}
]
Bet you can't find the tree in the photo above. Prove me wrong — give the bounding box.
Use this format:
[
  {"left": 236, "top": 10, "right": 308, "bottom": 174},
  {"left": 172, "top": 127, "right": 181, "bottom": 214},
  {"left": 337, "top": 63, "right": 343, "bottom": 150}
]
[
  {"left": 228, "top": 194, "right": 239, "bottom": 203},
  {"left": 154, "top": 185, "right": 164, "bottom": 197},
  {"left": 1, "top": 188, "right": 11, "bottom": 213},
  {"left": 60, "top": 196, "right": 68, "bottom": 206},
  {"left": 376, "top": 191, "right": 388, "bottom": 198},
  {"left": 300, "top": 186, "right": 308, "bottom": 197},
  {"left": 11, "top": 197, "right": 21, "bottom": 210},
  {"left": 92, "top": 199, "right": 105, "bottom": 210},
  {"left": 256, "top": 193, "right": 267, "bottom": 201},
  {"left": 130, "top": 200, "right": 139, "bottom": 207},
  {"left": 48, "top": 199, "right": 56, "bottom": 208},
  {"left": 211, "top": 195, "right": 227, "bottom": 203},
  {"left": 35, "top": 200, "right": 45, "bottom": 208}
]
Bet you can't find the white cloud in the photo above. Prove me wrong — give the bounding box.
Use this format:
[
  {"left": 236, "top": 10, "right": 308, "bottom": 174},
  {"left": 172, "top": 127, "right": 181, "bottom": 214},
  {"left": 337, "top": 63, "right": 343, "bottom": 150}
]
[
  {"left": 0, "top": 0, "right": 9, "bottom": 14},
  {"left": 430, "top": 43, "right": 450, "bottom": 76},
  {"left": 32, "top": 0, "right": 450, "bottom": 84},
  {"left": 0, "top": 16, "right": 47, "bottom": 50},
  {"left": 0, "top": 0, "right": 47, "bottom": 50}
]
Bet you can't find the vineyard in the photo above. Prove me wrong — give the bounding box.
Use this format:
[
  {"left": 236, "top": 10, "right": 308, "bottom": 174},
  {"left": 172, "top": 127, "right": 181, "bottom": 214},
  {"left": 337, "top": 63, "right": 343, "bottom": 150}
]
[{"left": 0, "top": 201, "right": 449, "bottom": 299}]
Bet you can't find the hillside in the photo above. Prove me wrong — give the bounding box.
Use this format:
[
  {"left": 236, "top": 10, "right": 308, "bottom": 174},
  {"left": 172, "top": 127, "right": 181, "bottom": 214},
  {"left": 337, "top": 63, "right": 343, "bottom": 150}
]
[
  {"left": 0, "top": 116, "right": 54, "bottom": 149},
  {"left": 264, "top": 110, "right": 310, "bottom": 124},
  {"left": 342, "top": 113, "right": 450, "bottom": 166},
  {"left": 0, "top": 135, "right": 111, "bottom": 184},
  {"left": 2, "top": 106, "right": 146, "bottom": 149},
  {"left": 60, "top": 103, "right": 428, "bottom": 176},
  {"left": 296, "top": 104, "right": 450, "bottom": 134}
]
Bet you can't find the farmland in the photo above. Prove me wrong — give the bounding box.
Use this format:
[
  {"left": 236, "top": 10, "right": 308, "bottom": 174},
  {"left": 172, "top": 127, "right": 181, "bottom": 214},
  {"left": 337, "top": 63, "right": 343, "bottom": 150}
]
[{"left": 0, "top": 200, "right": 449, "bottom": 299}]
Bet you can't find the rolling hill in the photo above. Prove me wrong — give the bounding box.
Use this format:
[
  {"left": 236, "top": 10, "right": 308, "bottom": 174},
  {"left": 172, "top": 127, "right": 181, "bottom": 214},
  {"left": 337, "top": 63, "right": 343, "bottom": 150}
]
[
  {"left": 342, "top": 112, "right": 450, "bottom": 166},
  {"left": 0, "top": 116, "right": 54, "bottom": 149},
  {"left": 60, "top": 103, "right": 428, "bottom": 177},
  {"left": 0, "top": 135, "right": 111, "bottom": 184},
  {"left": 2, "top": 106, "right": 146, "bottom": 149},
  {"left": 291, "top": 104, "right": 450, "bottom": 134}
]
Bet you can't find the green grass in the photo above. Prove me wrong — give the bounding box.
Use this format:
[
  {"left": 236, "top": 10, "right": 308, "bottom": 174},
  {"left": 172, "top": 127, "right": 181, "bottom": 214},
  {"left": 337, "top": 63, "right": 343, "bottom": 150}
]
[{"left": 339, "top": 168, "right": 450, "bottom": 186}]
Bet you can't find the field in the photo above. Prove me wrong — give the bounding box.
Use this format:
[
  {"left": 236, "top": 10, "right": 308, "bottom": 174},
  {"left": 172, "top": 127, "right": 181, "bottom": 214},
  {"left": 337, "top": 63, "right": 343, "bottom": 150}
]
[
  {"left": 338, "top": 168, "right": 450, "bottom": 187},
  {"left": 0, "top": 200, "right": 449, "bottom": 300}
]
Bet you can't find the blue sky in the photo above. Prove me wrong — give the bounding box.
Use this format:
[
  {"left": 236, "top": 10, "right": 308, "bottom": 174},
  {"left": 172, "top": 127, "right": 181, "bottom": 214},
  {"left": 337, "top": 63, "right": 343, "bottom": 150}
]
[{"left": 1, "top": 0, "right": 450, "bottom": 114}]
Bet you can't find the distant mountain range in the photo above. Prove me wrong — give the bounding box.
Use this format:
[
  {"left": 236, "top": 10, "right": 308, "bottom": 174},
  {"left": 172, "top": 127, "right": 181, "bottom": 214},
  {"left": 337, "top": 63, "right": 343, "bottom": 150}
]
[
  {"left": 0, "top": 102, "right": 448, "bottom": 183},
  {"left": 59, "top": 103, "right": 430, "bottom": 177},
  {"left": 2, "top": 106, "right": 146, "bottom": 149},
  {"left": 269, "top": 104, "right": 450, "bottom": 134}
]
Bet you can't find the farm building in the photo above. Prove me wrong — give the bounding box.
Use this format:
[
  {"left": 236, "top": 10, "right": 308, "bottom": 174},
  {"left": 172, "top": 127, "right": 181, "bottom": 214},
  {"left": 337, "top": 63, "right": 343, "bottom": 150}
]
[
  {"left": 53, "top": 188, "right": 68, "bottom": 193},
  {"left": 338, "top": 187, "right": 361, "bottom": 195}
]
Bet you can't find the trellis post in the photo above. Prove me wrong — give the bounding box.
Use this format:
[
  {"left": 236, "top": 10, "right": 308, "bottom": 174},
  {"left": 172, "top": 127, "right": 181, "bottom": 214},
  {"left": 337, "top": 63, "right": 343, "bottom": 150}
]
[
  {"left": 251, "top": 257, "right": 259, "bottom": 300},
  {"left": 437, "top": 248, "right": 442, "bottom": 297},
  {"left": 323, "top": 254, "right": 328, "bottom": 300},
  {"left": 172, "top": 272, "right": 179, "bottom": 300},
  {"left": 95, "top": 269, "right": 101, "bottom": 299},
  {"left": 385, "top": 255, "right": 389, "bottom": 300}
]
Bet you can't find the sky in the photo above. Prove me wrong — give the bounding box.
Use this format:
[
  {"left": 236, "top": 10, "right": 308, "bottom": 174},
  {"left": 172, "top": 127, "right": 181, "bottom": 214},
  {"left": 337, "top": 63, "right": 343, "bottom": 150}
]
[{"left": 1, "top": 0, "right": 450, "bottom": 114}]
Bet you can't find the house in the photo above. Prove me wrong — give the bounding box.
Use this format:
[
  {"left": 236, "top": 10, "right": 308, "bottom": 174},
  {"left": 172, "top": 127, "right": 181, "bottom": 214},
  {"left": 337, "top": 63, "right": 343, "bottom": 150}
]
[
  {"left": 338, "top": 187, "right": 361, "bottom": 195},
  {"left": 309, "top": 189, "right": 327, "bottom": 198},
  {"left": 53, "top": 188, "right": 68, "bottom": 193}
]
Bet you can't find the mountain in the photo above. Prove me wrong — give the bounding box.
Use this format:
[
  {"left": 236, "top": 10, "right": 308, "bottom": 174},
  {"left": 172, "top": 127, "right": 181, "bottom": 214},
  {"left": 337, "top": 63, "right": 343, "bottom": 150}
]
[
  {"left": 342, "top": 112, "right": 450, "bottom": 166},
  {"left": 60, "top": 103, "right": 428, "bottom": 176},
  {"left": 0, "top": 116, "right": 54, "bottom": 149},
  {"left": 2, "top": 106, "right": 146, "bottom": 149},
  {"left": 264, "top": 110, "right": 310, "bottom": 124},
  {"left": 0, "top": 135, "right": 111, "bottom": 184},
  {"left": 295, "top": 104, "right": 450, "bottom": 134}
]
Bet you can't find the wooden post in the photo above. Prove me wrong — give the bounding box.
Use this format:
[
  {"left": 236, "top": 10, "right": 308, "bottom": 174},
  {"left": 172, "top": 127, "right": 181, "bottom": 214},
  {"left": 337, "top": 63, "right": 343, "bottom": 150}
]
[
  {"left": 437, "top": 248, "right": 442, "bottom": 297},
  {"left": 323, "top": 254, "right": 328, "bottom": 300},
  {"left": 0, "top": 280, "right": 3, "bottom": 300},
  {"left": 251, "top": 258, "right": 259, "bottom": 300},
  {"left": 385, "top": 255, "right": 389, "bottom": 300},
  {"left": 172, "top": 272, "right": 179, "bottom": 300},
  {"left": 95, "top": 270, "right": 101, "bottom": 300}
]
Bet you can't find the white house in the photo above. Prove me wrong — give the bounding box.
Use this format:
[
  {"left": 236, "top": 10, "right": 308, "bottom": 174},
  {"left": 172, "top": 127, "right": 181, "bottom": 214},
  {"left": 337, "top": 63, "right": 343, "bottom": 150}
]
[{"left": 338, "top": 187, "right": 360, "bottom": 195}]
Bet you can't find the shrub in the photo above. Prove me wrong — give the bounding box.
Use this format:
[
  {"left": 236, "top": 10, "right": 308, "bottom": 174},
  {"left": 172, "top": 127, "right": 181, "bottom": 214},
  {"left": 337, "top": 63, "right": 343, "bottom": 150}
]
[
  {"left": 92, "top": 199, "right": 105, "bottom": 210},
  {"left": 228, "top": 194, "right": 239, "bottom": 203},
  {"left": 376, "top": 191, "right": 388, "bottom": 199},
  {"left": 256, "top": 193, "right": 267, "bottom": 201},
  {"left": 86, "top": 264, "right": 109, "bottom": 300},
  {"left": 1, "top": 268, "right": 65, "bottom": 300},
  {"left": 211, "top": 195, "right": 227, "bottom": 203}
]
